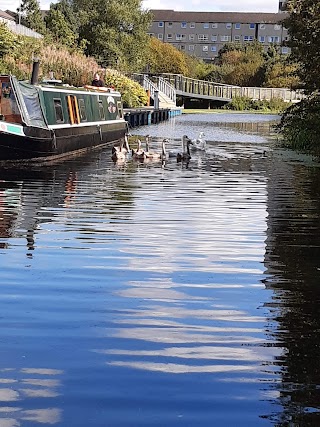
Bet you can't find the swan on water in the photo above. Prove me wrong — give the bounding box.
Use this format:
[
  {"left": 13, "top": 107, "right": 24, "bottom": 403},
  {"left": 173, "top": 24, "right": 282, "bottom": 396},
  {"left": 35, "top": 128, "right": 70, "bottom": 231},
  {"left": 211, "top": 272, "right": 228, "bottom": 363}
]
[{"left": 191, "top": 131, "right": 206, "bottom": 151}]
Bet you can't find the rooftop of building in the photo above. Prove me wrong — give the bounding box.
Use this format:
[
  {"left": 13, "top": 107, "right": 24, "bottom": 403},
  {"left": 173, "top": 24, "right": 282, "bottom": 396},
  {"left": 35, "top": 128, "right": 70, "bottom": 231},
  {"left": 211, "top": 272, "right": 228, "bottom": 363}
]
[{"left": 150, "top": 9, "right": 285, "bottom": 24}]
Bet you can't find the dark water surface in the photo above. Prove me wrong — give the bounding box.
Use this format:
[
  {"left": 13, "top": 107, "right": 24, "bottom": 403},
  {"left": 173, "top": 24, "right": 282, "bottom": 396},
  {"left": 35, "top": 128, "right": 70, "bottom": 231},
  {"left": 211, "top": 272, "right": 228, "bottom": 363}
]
[{"left": 0, "top": 113, "right": 320, "bottom": 426}]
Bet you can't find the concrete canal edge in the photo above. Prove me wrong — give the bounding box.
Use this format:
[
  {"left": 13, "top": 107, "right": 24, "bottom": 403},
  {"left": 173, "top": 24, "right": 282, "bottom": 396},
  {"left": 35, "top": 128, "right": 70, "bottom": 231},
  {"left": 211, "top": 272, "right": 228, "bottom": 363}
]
[{"left": 124, "top": 107, "right": 183, "bottom": 128}]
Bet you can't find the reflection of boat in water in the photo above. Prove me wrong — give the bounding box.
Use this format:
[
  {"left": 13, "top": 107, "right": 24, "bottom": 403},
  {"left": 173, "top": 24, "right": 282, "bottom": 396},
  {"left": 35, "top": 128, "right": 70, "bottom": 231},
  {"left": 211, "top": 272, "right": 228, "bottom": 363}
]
[
  {"left": 0, "top": 66, "right": 127, "bottom": 162},
  {"left": 0, "top": 167, "right": 76, "bottom": 251}
]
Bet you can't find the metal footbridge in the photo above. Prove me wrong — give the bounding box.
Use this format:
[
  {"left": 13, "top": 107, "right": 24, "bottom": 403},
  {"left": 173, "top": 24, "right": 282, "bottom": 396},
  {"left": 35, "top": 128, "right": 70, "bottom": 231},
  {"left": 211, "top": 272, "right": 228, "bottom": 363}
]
[{"left": 132, "top": 73, "right": 304, "bottom": 108}]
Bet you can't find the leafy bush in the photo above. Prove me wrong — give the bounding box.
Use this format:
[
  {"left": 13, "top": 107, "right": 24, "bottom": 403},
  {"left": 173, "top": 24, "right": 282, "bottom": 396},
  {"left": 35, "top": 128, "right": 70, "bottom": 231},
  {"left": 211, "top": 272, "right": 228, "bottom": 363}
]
[
  {"left": 224, "top": 96, "right": 290, "bottom": 113},
  {"left": 278, "top": 96, "right": 320, "bottom": 153}
]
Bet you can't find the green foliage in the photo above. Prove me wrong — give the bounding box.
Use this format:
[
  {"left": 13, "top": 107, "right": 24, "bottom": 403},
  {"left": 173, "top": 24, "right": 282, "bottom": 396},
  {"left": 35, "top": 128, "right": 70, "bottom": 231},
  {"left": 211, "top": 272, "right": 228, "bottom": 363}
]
[
  {"left": 225, "top": 96, "right": 290, "bottom": 112},
  {"left": 200, "top": 41, "right": 296, "bottom": 88},
  {"left": 283, "top": 0, "right": 320, "bottom": 94},
  {"left": 278, "top": 96, "right": 320, "bottom": 152},
  {"left": 278, "top": 0, "right": 320, "bottom": 153},
  {"left": 0, "top": 30, "right": 147, "bottom": 108},
  {"left": 104, "top": 69, "right": 148, "bottom": 107},
  {"left": 148, "top": 37, "right": 189, "bottom": 75},
  {"left": 0, "top": 22, "right": 17, "bottom": 58},
  {"left": 45, "top": 0, "right": 78, "bottom": 47},
  {"left": 74, "top": 0, "right": 152, "bottom": 72},
  {"left": 17, "top": 0, "right": 46, "bottom": 34}
]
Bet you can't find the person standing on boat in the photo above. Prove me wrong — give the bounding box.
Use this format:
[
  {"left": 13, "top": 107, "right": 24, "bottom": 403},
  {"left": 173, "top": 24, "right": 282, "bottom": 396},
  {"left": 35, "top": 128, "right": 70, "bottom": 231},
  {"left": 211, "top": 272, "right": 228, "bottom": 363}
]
[{"left": 91, "top": 73, "right": 104, "bottom": 87}]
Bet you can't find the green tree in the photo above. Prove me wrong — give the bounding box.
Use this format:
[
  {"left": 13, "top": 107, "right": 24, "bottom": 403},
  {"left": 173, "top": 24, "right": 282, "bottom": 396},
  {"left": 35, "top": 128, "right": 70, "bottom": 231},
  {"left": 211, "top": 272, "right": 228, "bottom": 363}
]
[
  {"left": 73, "top": 0, "right": 152, "bottom": 72},
  {"left": 0, "top": 22, "right": 17, "bottom": 58},
  {"left": 17, "top": 0, "right": 46, "bottom": 34},
  {"left": 283, "top": 0, "right": 320, "bottom": 94},
  {"left": 45, "top": 0, "right": 78, "bottom": 47},
  {"left": 278, "top": 0, "right": 320, "bottom": 152},
  {"left": 148, "top": 37, "right": 189, "bottom": 75}
]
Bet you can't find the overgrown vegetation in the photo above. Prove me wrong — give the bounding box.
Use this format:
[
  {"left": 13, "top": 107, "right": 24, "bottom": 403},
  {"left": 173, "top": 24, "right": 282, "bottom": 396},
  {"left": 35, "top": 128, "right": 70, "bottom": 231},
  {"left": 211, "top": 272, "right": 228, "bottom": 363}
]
[
  {"left": 277, "top": 0, "right": 320, "bottom": 153},
  {"left": 224, "top": 96, "right": 289, "bottom": 113},
  {"left": 0, "top": 26, "right": 147, "bottom": 107}
]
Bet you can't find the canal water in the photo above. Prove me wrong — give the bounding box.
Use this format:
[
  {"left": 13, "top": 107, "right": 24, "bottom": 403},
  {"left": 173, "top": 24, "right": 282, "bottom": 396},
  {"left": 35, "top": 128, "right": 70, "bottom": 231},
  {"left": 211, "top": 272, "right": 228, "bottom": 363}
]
[{"left": 0, "top": 112, "right": 319, "bottom": 426}]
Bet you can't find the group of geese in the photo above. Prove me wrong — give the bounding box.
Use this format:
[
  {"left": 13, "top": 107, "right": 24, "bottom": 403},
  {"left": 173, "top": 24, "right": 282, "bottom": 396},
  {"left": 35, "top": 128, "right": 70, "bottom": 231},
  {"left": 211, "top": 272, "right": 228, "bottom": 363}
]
[{"left": 112, "top": 132, "right": 206, "bottom": 164}]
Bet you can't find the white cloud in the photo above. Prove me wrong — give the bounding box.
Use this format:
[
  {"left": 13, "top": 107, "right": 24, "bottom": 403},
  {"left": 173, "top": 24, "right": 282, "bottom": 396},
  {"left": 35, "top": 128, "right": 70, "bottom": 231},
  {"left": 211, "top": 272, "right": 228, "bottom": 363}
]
[{"left": 3, "top": 0, "right": 280, "bottom": 13}]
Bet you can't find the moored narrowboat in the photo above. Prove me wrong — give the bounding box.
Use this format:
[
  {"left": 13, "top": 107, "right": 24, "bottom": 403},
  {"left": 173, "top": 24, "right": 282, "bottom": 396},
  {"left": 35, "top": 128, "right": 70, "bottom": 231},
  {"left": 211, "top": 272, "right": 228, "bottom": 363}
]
[{"left": 0, "top": 73, "right": 127, "bottom": 162}]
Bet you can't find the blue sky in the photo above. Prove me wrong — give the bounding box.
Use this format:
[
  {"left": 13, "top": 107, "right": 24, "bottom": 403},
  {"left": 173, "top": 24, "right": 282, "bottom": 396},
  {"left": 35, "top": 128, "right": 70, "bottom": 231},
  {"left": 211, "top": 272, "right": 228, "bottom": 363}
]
[{"left": 4, "top": 0, "right": 280, "bottom": 13}]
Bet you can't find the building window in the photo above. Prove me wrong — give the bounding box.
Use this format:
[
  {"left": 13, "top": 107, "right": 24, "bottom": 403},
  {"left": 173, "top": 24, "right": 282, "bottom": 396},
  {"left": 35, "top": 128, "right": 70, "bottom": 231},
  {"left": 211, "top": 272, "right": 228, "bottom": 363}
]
[
  {"left": 189, "top": 45, "right": 195, "bottom": 51},
  {"left": 212, "top": 23, "right": 218, "bottom": 28},
  {"left": 211, "top": 46, "right": 217, "bottom": 52},
  {"left": 167, "top": 33, "right": 172, "bottom": 40},
  {"left": 147, "top": 33, "right": 154, "bottom": 37},
  {"left": 158, "top": 34, "right": 163, "bottom": 40},
  {"left": 53, "top": 98, "right": 64, "bottom": 123},
  {"left": 181, "top": 22, "right": 187, "bottom": 28},
  {"left": 249, "top": 23, "right": 255, "bottom": 29},
  {"left": 244, "top": 35, "right": 254, "bottom": 42},
  {"left": 274, "top": 24, "right": 281, "bottom": 30},
  {"left": 268, "top": 36, "right": 280, "bottom": 43},
  {"left": 226, "top": 23, "right": 232, "bottom": 29},
  {"left": 203, "top": 23, "right": 209, "bottom": 29},
  {"left": 180, "top": 45, "right": 185, "bottom": 50},
  {"left": 220, "top": 35, "right": 230, "bottom": 42},
  {"left": 235, "top": 23, "right": 241, "bottom": 29},
  {"left": 211, "top": 35, "right": 217, "bottom": 42},
  {"left": 168, "top": 22, "right": 172, "bottom": 27},
  {"left": 189, "top": 34, "right": 195, "bottom": 41},
  {"left": 198, "top": 34, "right": 209, "bottom": 41},
  {"left": 260, "top": 24, "right": 266, "bottom": 30},
  {"left": 158, "top": 21, "right": 164, "bottom": 27},
  {"left": 259, "top": 36, "right": 265, "bottom": 42},
  {"left": 282, "top": 46, "right": 289, "bottom": 54},
  {"left": 190, "top": 22, "right": 195, "bottom": 28},
  {"left": 202, "top": 45, "right": 208, "bottom": 52},
  {"left": 234, "top": 35, "right": 240, "bottom": 41},
  {"left": 176, "top": 34, "right": 186, "bottom": 41}
]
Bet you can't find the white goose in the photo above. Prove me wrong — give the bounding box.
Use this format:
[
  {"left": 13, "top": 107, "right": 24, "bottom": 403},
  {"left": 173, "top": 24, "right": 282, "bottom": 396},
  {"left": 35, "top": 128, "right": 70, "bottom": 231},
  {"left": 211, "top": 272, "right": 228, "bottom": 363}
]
[{"left": 191, "top": 131, "right": 206, "bottom": 151}]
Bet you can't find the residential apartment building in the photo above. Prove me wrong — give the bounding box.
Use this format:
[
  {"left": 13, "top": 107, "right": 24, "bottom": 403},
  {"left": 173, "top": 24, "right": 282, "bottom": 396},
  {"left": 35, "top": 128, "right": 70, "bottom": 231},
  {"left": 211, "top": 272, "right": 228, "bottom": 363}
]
[{"left": 149, "top": 10, "right": 289, "bottom": 62}]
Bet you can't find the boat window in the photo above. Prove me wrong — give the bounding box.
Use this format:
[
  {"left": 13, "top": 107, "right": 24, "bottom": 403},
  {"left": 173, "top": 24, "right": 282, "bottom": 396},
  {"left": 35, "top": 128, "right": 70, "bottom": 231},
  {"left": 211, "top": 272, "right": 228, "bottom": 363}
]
[
  {"left": 53, "top": 98, "right": 64, "bottom": 123},
  {"left": 78, "top": 98, "right": 87, "bottom": 121},
  {"left": 117, "top": 101, "right": 123, "bottom": 119},
  {"left": 98, "top": 99, "right": 105, "bottom": 120}
]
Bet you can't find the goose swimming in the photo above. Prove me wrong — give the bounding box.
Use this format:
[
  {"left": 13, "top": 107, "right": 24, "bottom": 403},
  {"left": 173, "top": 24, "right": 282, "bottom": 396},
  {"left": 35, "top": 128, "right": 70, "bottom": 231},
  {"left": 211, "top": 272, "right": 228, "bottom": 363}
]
[
  {"left": 132, "top": 139, "right": 146, "bottom": 161},
  {"left": 177, "top": 135, "right": 192, "bottom": 162},
  {"left": 191, "top": 131, "right": 206, "bottom": 151},
  {"left": 111, "top": 140, "right": 127, "bottom": 162}
]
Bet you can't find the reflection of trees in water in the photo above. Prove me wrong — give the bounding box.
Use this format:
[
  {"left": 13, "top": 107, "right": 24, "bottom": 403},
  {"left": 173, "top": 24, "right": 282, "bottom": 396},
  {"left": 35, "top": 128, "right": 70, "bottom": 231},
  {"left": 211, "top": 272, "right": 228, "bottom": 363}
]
[
  {"left": 263, "top": 157, "right": 320, "bottom": 425},
  {"left": 0, "top": 155, "right": 137, "bottom": 256},
  {"left": 213, "top": 120, "right": 277, "bottom": 135},
  {"left": 0, "top": 367, "right": 62, "bottom": 426}
]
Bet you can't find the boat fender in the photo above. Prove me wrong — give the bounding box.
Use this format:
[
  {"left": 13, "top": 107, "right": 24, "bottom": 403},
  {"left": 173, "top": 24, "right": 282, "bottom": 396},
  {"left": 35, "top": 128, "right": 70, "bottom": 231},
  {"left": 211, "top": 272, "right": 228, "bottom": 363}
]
[
  {"left": 51, "top": 129, "right": 57, "bottom": 150},
  {"left": 97, "top": 124, "right": 103, "bottom": 142}
]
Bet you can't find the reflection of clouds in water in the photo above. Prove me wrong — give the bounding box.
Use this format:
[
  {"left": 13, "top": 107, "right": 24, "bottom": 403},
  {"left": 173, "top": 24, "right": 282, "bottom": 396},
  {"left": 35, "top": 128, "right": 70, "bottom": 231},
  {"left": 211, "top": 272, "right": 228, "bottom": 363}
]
[
  {"left": 100, "top": 345, "right": 268, "bottom": 361},
  {"left": 0, "top": 368, "right": 62, "bottom": 426},
  {"left": 108, "top": 361, "right": 257, "bottom": 374}
]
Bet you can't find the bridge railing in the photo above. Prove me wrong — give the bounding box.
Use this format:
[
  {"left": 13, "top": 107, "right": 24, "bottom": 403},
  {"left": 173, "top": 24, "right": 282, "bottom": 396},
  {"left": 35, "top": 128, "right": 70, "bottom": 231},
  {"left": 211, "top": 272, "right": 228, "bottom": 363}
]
[
  {"left": 160, "top": 73, "right": 305, "bottom": 102},
  {"left": 157, "top": 77, "right": 176, "bottom": 103}
]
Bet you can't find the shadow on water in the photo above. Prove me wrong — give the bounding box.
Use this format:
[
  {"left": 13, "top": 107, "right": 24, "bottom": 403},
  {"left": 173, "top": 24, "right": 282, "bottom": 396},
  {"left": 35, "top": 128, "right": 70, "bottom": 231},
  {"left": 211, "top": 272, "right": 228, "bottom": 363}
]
[
  {"left": 0, "top": 113, "right": 319, "bottom": 425},
  {"left": 262, "top": 150, "right": 320, "bottom": 426}
]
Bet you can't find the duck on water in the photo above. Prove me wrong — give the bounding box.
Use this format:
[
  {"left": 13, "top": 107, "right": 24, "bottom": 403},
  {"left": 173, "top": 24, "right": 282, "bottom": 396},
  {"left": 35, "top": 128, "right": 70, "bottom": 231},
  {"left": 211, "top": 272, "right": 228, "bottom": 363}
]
[{"left": 0, "top": 61, "right": 127, "bottom": 162}]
